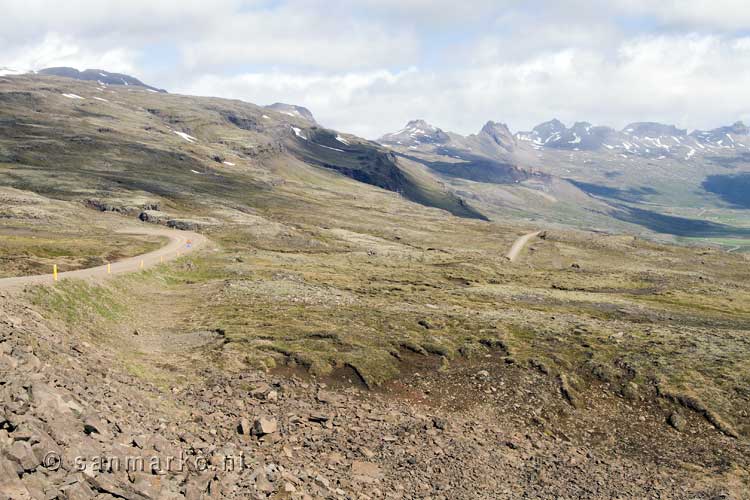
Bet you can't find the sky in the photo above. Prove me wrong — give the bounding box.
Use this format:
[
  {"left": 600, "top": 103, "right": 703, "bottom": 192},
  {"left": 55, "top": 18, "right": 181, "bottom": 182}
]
[{"left": 2, "top": 0, "right": 750, "bottom": 139}]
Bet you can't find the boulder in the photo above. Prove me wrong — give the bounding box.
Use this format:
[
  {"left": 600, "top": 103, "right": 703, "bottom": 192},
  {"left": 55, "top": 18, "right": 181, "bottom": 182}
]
[
  {"left": 668, "top": 412, "right": 687, "bottom": 432},
  {"left": 0, "top": 456, "right": 31, "bottom": 499},
  {"left": 253, "top": 417, "right": 278, "bottom": 436}
]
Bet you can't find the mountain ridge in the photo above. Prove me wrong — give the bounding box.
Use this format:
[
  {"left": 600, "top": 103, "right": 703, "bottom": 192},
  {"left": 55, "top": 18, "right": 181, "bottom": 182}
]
[{"left": 37, "top": 67, "right": 167, "bottom": 92}]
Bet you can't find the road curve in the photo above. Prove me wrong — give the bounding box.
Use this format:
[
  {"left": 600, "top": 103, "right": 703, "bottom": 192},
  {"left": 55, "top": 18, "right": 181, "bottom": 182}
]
[
  {"left": 506, "top": 231, "right": 541, "bottom": 262},
  {"left": 0, "top": 226, "right": 207, "bottom": 292}
]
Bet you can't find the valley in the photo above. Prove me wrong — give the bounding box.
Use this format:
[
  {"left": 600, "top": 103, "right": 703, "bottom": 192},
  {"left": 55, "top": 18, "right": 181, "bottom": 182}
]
[{"left": 0, "top": 72, "right": 749, "bottom": 499}]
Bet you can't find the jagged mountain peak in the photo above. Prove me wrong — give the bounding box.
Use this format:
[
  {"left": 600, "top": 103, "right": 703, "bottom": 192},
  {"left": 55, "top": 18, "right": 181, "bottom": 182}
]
[
  {"left": 480, "top": 121, "right": 516, "bottom": 151},
  {"left": 404, "top": 119, "right": 439, "bottom": 131},
  {"left": 533, "top": 118, "right": 566, "bottom": 134},
  {"left": 379, "top": 119, "right": 449, "bottom": 147}
]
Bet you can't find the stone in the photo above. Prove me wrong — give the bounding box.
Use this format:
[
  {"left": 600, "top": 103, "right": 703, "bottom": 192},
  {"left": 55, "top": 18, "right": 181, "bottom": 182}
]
[
  {"left": 5, "top": 440, "right": 39, "bottom": 473},
  {"left": 250, "top": 383, "right": 272, "bottom": 399},
  {"left": 237, "top": 417, "right": 252, "bottom": 435},
  {"left": 255, "top": 470, "right": 275, "bottom": 493},
  {"left": 351, "top": 461, "right": 383, "bottom": 484},
  {"left": 317, "top": 390, "right": 343, "bottom": 405},
  {"left": 253, "top": 417, "right": 278, "bottom": 436},
  {"left": 432, "top": 417, "right": 448, "bottom": 431},
  {"left": 668, "top": 412, "right": 687, "bottom": 432},
  {"left": 0, "top": 456, "right": 31, "bottom": 499},
  {"left": 60, "top": 480, "right": 97, "bottom": 500},
  {"left": 314, "top": 474, "right": 330, "bottom": 489},
  {"left": 308, "top": 413, "right": 330, "bottom": 423}
]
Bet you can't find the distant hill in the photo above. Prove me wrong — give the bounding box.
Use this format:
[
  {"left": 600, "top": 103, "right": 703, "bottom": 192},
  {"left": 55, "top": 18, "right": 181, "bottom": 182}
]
[
  {"left": 37, "top": 67, "right": 167, "bottom": 93},
  {"left": 265, "top": 103, "right": 317, "bottom": 124}
]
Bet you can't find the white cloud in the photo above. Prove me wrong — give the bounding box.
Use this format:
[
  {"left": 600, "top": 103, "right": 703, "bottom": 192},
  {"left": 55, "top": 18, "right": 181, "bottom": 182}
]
[
  {"left": 179, "top": 5, "right": 419, "bottom": 71},
  {"left": 614, "top": 1, "right": 750, "bottom": 31},
  {"left": 2, "top": 1, "right": 750, "bottom": 138},
  {"left": 2, "top": 33, "right": 138, "bottom": 74}
]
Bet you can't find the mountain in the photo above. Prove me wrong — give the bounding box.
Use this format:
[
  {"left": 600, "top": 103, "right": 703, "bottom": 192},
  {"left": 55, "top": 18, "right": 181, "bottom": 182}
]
[
  {"left": 0, "top": 71, "right": 485, "bottom": 222},
  {"left": 265, "top": 102, "right": 317, "bottom": 124},
  {"left": 517, "top": 120, "right": 620, "bottom": 151},
  {"left": 378, "top": 117, "right": 750, "bottom": 240},
  {"left": 513, "top": 119, "right": 750, "bottom": 161},
  {"left": 691, "top": 121, "right": 749, "bottom": 146},
  {"left": 37, "top": 67, "right": 167, "bottom": 92},
  {"left": 478, "top": 121, "right": 516, "bottom": 152},
  {"left": 378, "top": 119, "right": 451, "bottom": 147}
]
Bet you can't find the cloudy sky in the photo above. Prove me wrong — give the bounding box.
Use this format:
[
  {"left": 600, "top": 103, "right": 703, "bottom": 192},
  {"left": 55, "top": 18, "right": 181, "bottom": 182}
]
[{"left": 3, "top": 0, "right": 750, "bottom": 138}]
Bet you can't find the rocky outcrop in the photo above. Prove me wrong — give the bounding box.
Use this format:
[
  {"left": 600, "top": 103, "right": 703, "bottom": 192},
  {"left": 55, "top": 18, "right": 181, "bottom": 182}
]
[{"left": 479, "top": 121, "right": 516, "bottom": 152}]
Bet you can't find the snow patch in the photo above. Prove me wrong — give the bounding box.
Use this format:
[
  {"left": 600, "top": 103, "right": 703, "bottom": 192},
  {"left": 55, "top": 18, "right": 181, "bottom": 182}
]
[
  {"left": 223, "top": 161, "right": 236, "bottom": 166},
  {"left": 317, "top": 144, "right": 345, "bottom": 152},
  {"left": 62, "top": 93, "right": 84, "bottom": 100},
  {"left": 336, "top": 135, "right": 349, "bottom": 145},
  {"left": 174, "top": 131, "right": 197, "bottom": 143},
  {"left": 93, "top": 96, "right": 109, "bottom": 102},
  {"left": 291, "top": 127, "right": 307, "bottom": 140}
]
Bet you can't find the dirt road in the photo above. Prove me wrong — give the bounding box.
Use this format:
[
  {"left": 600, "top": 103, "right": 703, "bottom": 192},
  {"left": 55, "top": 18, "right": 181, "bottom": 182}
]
[
  {"left": 0, "top": 226, "right": 207, "bottom": 292},
  {"left": 506, "top": 231, "right": 541, "bottom": 262}
]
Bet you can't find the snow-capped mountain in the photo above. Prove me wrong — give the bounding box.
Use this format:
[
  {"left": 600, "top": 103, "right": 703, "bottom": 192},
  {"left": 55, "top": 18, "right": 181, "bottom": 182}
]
[
  {"left": 516, "top": 120, "right": 620, "bottom": 151},
  {"left": 265, "top": 103, "right": 317, "bottom": 124},
  {"left": 514, "top": 119, "right": 750, "bottom": 161},
  {"left": 378, "top": 120, "right": 450, "bottom": 147},
  {"left": 380, "top": 118, "right": 750, "bottom": 161},
  {"left": 37, "top": 67, "right": 166, "bottom": 92}
]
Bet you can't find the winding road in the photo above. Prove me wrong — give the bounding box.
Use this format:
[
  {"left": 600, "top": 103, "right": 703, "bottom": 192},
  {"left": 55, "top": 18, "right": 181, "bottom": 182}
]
[
  {"left": 0, "top": 226, "right": 207, "bottom": 292},
  {"left": 506, "top": 231, "right": 541, "bottom": 262}
]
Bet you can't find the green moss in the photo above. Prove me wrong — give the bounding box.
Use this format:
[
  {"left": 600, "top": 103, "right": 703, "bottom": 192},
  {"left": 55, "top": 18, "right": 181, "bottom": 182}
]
[{"left": 31, "top": 280, "right": 126, "bottom": 326}]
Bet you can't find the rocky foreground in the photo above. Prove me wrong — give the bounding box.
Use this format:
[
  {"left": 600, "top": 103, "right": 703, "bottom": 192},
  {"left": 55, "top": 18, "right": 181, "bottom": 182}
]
[{"left": 1, "top": 291, "right": 748, "bottom": 500}]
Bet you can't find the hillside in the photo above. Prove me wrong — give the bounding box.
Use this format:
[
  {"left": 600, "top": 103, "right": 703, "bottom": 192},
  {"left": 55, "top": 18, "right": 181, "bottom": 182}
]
[{"left": 1, "top": 74, "right": 749, "bottom": 498}]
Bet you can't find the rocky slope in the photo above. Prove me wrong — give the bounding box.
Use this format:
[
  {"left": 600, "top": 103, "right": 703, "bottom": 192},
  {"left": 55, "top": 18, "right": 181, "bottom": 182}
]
[{"left": 2, "top": 287, "right": 748, "bottom": 499}]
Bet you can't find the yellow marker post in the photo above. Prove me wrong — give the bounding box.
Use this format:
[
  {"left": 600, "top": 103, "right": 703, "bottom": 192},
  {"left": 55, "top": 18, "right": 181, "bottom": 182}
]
[
  {"left": 160, "top": 256, "right": 163, "bottom": 264},
  {"left": 107, "top": 262, "right": 111, "bottom": 274},
  {"left": 53, "top": 264, "right": 58, "bottom": 282},
  {"left": 140, "top": 259, "right": 144, "bottom": 270}
]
